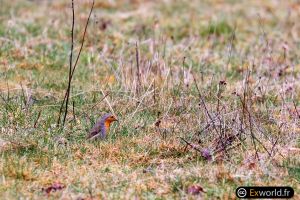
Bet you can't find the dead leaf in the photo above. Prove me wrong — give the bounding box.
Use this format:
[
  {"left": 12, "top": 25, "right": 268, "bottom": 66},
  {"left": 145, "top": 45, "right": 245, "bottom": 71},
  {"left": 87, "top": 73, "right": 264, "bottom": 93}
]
[
  {"left": 42, "top": 182, "right": 65, "bottom": 194},
  {"left": 187, "top": 185, "right": 205, "bottom": 195}
]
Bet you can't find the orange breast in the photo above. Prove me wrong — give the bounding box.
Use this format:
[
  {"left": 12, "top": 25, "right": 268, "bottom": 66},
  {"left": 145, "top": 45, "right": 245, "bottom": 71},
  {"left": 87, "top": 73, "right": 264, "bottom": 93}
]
[{"left": 104, "top": 121, "right": 111, "bottom": 134}]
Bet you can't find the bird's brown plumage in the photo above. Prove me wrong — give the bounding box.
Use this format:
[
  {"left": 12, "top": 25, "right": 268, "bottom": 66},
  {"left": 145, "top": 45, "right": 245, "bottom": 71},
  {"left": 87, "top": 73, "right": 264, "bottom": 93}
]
[{"left": 87, "top": 113, "right": 118, "bottom": 139}]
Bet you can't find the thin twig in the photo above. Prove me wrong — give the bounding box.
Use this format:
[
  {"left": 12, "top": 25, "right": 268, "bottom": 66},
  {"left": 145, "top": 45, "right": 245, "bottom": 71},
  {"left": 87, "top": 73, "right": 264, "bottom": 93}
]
[
  {"left": 57, "top": 0, "right": 75, "bottom": 127},
  {"left": 182, "top": 56, "right": 186, "bottom": 85},
  {"left": 90, "top": 92, "right": 110, "bottom": 109},
  {"left": 292, "top": 100, "right": 300, "bottom": 119},
  {"left": 57, "top": 0, "right": 95, "bottom": 127},
  {"left": 63, "top": 0, "right": 95, "bottom": 126},
  {"left": 214, "top": 142, "right": 242, "bottom": 155},
  {"left": 180, "top": 137, "right": 202, "bottom": 153},
  {"left": 100, "top": 89, "right": 115, "bottom": 116},
  {"left": 34, "top": 110, "right": 42, "bottom": 128},
  {"left": 72, "top": 101, "right": 76, "bottom": 122},
  {"left": 135, "top": 41, "right": 141, "bottom": 96},
  {"left": 192, "top": 74, "right": 219, "bottom": 136}
]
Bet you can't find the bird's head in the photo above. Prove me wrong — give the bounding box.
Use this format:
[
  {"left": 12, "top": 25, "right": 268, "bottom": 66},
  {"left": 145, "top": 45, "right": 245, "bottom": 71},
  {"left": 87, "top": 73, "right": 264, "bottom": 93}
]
[
  {"left": 104, "top": 114, "right": 118, "bottom": 123},
  {"left": 102, "top": 113, "right": 118, "bottom": 129}
]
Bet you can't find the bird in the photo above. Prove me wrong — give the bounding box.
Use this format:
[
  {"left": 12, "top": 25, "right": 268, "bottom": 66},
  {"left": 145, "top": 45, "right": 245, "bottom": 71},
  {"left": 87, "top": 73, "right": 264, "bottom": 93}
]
[{"left": 87, "top": 113, "right": 118, "bottom": 140}]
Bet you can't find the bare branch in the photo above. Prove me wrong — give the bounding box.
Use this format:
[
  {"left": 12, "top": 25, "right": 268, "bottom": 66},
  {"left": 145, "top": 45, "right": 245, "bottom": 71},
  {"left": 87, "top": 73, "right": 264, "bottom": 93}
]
[{"left": 57, "top": 0, "right": 95, "bottom": 127}]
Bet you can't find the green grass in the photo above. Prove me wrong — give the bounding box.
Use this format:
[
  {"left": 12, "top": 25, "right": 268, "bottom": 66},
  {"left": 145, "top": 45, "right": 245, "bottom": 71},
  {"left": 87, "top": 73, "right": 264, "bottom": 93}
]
[
  {"left": 0, "top": 0, "right": 300, "bottom": 199},
  {"left": 200, "top": 20, "right": 233, "bottom": 37}
]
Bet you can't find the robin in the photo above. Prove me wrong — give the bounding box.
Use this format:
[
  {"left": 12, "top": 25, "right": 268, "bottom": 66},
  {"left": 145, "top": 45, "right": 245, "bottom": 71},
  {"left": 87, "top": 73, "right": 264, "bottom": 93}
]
[{"left": 87, "top": 113, "right": 118, "bottom": 139}]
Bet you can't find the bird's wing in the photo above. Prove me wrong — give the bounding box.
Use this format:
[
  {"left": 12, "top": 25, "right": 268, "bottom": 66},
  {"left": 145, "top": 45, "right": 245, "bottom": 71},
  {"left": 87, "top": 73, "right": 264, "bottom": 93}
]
[{"left": 86, "top": 120, "right": 102, "bottom": 139}]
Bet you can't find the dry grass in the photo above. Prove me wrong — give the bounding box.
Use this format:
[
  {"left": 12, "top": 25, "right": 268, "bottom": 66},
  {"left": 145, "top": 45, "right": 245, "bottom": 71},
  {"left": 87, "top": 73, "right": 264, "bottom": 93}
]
[{"left": 0, "top": 0, "right": 300, "bottom": 199}]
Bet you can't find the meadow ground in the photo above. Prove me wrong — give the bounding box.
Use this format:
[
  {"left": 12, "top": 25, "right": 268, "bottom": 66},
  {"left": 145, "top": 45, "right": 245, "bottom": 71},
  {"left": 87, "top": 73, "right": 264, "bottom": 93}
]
[{"left": 0, "top": 0, "right": 300, "bottom": 199}]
